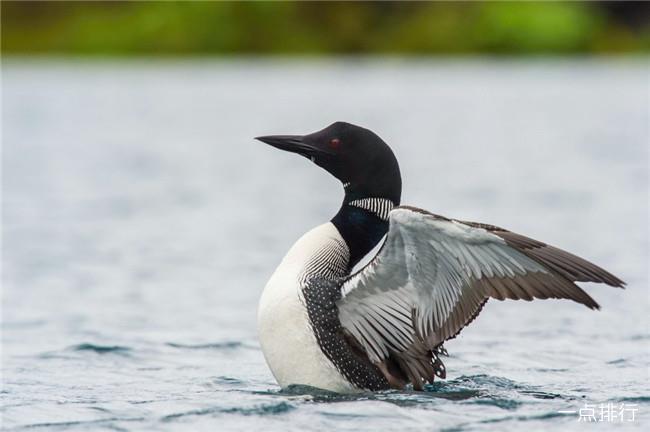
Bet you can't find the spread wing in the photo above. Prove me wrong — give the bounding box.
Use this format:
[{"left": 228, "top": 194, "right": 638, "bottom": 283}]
[{"left": 337, "top": 206, "right": 624, "bottom": 387}]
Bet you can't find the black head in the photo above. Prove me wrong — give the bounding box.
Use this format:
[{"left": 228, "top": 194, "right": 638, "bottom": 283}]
[{"left": 256, "top": 122, "right": 401, "bottom": 204}]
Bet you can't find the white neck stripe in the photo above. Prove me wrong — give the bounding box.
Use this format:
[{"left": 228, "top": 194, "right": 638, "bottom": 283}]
[{"left": 348, "top": 198, "right": 394, "bottom": 221}]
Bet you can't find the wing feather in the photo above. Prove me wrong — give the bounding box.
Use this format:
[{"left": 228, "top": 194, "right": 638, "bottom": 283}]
[{"left": 337, "top": 206, "right": 624, "bottom": 387}]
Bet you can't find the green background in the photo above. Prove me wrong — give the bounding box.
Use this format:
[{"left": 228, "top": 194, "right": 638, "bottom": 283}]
[{"left": 3, "top": 1, "right": 649, "bottom": 56}]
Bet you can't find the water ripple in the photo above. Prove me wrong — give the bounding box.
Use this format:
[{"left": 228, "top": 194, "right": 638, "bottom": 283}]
[
  {"left": 266, "top": 375, "right": 562, "bottom": 410},
  {"left": 161, "top": 401, "right": 295, "bottom": 422},
  {"left": 69, "top": 343, "right": 132, "bottom": 355},
  {"left": 15, "top": 417, "right": 144, "bottom": 430},
  {"left": 166, "top": 341, "right": 256, "bottom": 350}
]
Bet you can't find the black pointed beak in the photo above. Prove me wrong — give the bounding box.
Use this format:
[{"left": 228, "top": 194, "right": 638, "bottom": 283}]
[{"left": 255, "top": 135, "right": 331, "bottom": 158}]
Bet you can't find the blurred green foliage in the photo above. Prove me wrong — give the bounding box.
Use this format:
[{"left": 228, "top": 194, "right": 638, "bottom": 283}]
[{"left": 2, "top": 1, "right": 649, "bottom": 56}]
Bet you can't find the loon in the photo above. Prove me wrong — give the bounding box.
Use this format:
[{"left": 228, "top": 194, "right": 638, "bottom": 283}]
[{"left": 256, "top": 122, "right": 624, "bottom": 393}]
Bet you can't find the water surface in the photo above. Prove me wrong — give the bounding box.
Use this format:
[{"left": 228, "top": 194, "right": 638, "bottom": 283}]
[{"left": 2, "top": 59, "right": 648, "bottom": 431}]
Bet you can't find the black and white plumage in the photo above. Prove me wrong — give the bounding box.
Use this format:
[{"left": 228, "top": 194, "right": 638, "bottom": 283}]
[
  {"left": 256, "top": 122, "right": 624, "bottom": 393},
  {"left": 336, "top": 206, "right": 622, "bottom": 389}
]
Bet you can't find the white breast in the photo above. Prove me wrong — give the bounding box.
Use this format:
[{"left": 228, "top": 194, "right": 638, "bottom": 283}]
[{"left": 257, "top": 222, "right": 357, "bottom": 393}]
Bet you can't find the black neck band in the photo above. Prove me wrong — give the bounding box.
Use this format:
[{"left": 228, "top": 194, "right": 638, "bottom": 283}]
[{"left": 331, "top": 189, "right": 397, "bottom": 269}]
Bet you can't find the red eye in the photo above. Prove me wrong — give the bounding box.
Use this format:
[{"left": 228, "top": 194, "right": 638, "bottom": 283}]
[{"left": 329, "top": 138, "right": 341, "bottom": 149}]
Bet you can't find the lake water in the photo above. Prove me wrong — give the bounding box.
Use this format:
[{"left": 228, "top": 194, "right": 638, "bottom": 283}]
[{"left": 2, "top": 59, "right": 648, "bottom": 431}]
